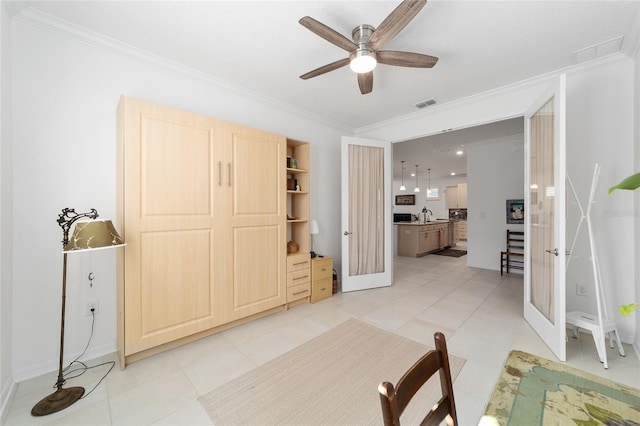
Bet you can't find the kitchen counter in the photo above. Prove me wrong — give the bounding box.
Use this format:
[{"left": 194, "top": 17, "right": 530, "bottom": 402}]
[
  {"left": 396, "top": 222, "right": 450, "bottom": 257},
  {"left": 393, "top": 219, "right": 450, "bottom": 225}
]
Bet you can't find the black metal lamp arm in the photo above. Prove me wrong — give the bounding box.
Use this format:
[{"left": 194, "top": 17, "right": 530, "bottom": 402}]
[{"left": 57, "top": 208, "right": 98, "bottom": 246}]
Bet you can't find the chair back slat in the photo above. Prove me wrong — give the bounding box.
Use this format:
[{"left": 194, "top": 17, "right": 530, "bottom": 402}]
[{"left": 378, "top": 332, "right": 457, "bottom": 426}]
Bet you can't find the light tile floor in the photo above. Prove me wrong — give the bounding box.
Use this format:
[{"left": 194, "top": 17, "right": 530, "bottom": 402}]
[{"left": 6, "top": 252, "right": 640, "bottom": 425}]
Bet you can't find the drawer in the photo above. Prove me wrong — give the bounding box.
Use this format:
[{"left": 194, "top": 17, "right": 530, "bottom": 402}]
[
  {"left": 312, "top": 259, "right": 332, "bottom": 280},
  {"left": 287, "top": 253, "right": 310, "bottom": 272},
  {"left": 287, "top": 268, "right": 310, "bottom": 288},
  {"left": 311, "top": 277, "right": 332, "bottom": 303},
  {"left": 287, "top": 282, "right": 310, "bottom": 302}
]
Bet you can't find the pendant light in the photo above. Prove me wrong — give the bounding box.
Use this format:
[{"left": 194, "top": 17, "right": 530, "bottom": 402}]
[
  {"left": 399, "top": 161, "right": 406, "bottom": 191},
  {"left": 427, "top": 168, "right": 431, "bottom": 195},
  {"left": 414, "top": 165, "right": 420, "bottom": 192}
]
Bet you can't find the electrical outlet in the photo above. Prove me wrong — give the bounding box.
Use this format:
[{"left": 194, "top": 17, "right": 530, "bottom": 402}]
[
  {"left": 86, "top": 301, "right": 99, "bottom": 316},
  {"left": 576, "top": 283, "right": 588, "bottom": 297}
]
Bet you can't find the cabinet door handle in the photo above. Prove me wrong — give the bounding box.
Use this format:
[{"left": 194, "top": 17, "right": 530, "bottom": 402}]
[
  {"left": 227, "top": 162, "right": 231, "bottom": 186},
  {"left": 217, "top": 161, "right": 222, "bottom": 186}
]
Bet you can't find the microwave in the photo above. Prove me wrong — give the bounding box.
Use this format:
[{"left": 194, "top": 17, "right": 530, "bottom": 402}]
[{"left": 393, "top": 213, "right": 413, "bottom": 223}]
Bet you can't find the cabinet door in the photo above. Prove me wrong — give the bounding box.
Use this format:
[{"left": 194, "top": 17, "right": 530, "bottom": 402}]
[
  {"left": 223, "top": 123, "right": 287, "bottom": 320},
  {"left": 446, "top": 186, "right": 459, "bottom": 208},
  {"left": 458, "top": 183, "right": 468, "bottom": 208},
  {"left": 119, "top": 97, "right": 225, "bottom": 356},
  {"left": 418, "top": 230, "right": 430, "bottom": 254}
]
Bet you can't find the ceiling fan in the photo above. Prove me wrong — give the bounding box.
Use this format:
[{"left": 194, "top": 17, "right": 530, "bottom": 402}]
[{"left": 298, "top": 0, "right": 438, "bottom": 95}]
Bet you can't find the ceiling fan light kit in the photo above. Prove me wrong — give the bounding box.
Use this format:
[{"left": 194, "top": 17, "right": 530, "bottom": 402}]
[
  {"left": 350, "top": 49, "right": 377, "bottom": 73},
  {"left": 298, "top": 0, "right": 437, "bottom": 94}
]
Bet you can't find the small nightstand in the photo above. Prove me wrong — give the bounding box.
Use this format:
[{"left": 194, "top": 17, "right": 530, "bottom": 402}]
[{"left": 310, "top": 256, "right": 332, "bottom": 303}]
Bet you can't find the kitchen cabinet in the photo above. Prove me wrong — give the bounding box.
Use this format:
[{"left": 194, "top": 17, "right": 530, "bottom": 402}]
[
  {"left": 446, "top": 183, "right": 468, "bottom": 209},
  {"left": 397, "top": 223, "right": 449, "bottom": 257},
  {"left": 458, "top": 220, "right": 468, "bottom": 240}
]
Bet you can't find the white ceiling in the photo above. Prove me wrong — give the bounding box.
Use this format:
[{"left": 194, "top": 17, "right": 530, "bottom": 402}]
[
  {"left": 8, "top": 1, "right": 639, "bottom": 179},
  {"left": 10, "top": 0, "right": 640, "bottom": 133}
]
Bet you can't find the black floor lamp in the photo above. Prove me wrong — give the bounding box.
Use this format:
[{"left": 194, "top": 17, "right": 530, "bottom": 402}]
[{"left": 31, "top": 208, "right": 125, "bottom": 417}]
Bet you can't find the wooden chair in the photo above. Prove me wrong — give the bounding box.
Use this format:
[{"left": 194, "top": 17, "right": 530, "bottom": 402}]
[
  {"left": 500, "top": 230, "right": 524, "bottom": 275},
  {"left": 378, "top": 332, "right": 457, "bottom": 426}
]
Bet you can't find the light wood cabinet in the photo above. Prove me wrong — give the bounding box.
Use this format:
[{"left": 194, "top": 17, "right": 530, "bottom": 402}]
[
  {"left": 117, "top": 96, "right": 287, "bottom": 366},
  {"left": 397, "top": 223, "right": 448, "bottom": 257},
  {"left": 458, "top": 220, "right": 468, "bottom": 240},
  {"left": 311, "top": 257, "right": 332, "bottom": 303},
  {"left": 223, "top": 123, "right": 287, "bottom": 321},
  {"left": 457, "top": 183, "right": 468, "bottom": 208},
  {"left": 446, "top": 183, "right": 467, "bottom": 209},
  {"left": 286, "top": 139, "right": 311, "bottom": 305},
  {"left": 286, "top": 254, "right": 311, "bottom": 303}
]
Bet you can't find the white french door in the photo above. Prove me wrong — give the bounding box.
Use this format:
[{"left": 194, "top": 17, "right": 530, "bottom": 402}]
[
  {"left": 524, "top": 75, "right": 567, "bottom": 361},
  {"left": 340, "top": 136, "right": 393, "bottom": 292}
]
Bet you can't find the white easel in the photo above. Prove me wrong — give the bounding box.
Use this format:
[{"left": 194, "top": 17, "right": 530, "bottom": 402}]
[{"left": 565, "top": 163, "right": 625, "bottom": 369}]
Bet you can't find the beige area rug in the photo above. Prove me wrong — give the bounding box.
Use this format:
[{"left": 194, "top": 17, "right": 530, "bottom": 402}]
[
  {"left": 199, "top": 318, "right": 465, "bottom": 425},
  {"left": 482, "top": 350, "right": 640, "bottom": 425}
]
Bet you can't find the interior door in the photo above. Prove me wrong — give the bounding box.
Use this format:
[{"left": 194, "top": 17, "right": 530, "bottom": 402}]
[
  {"left": 524, "top": 75, "right": 567, "bottom": 361},
  {"left": 341, "top": 136, "right": 393, "bottom": 292}
]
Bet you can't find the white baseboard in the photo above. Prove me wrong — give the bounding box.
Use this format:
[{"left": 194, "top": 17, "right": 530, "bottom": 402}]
[{"left": 0, "top": 374, "right": 16, "bottom": 425}]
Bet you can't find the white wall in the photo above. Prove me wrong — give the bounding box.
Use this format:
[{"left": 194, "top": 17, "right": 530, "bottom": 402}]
[
  {"left": 0, "top": 2, "right": 14, "bottom": 419},
  {"left": 564, "top": 61, "right": 635, "bottom": 342},
  {"left": 10, "top": 14, "right": 348, "bottom": 381},
  {"left": 467, "top": 136, "right": 524, "bottom": 270},
  {"left": 357, "top": 57, "right": 637, "bottom": 342}
]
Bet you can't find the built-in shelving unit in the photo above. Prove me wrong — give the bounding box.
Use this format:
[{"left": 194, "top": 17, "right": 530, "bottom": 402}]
[{"left": 286, "top": 139, "right": 310, "bottom": 255}]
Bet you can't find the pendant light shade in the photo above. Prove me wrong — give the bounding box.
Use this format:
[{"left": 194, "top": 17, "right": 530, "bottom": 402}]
[
  {"left": 399, "top": 161, "right": 406, "bottom": 191},
  {"left": 414, "top": 165, "right": 420, "bottom": 192},
  {"left": 427, "top": 168, "right": 431, "bottom": 193}
]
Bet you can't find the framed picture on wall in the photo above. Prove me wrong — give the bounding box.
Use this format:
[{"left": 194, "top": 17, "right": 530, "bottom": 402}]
[
  {"left": 395, "top": 194, "right": 415, "bottom": 205},
  {"left": 506, "top": 199, "right": 525, "bottom": 224}
]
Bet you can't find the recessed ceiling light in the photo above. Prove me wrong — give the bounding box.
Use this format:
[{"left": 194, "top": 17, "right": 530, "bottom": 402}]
[
  {"left": 451, "top": 172, "right": 456, "bottom": 176},
  {"left": 456, "top": 150, "right": 463, "bottom": 155}
]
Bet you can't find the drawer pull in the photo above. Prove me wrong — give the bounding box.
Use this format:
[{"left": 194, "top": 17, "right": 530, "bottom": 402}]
[
  {"left": 293, "top": 261, "right": 307, "bottom": 266},
  {"left": 320, "top": 287, "right": 326, "bottom": 291},
  {"left": 293, "top": 275, "right": 309, "bottom": 281},
  {"left": 293, "top": 289, "right": 309, "bottom": 296}
]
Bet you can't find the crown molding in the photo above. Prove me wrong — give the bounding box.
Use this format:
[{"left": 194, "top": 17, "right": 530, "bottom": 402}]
[
  {"left": 12, "top": 7, "right": 353, "bottom": 134},
  {"left": 356, "top": 52, "right": 631, "bottom": 136}
]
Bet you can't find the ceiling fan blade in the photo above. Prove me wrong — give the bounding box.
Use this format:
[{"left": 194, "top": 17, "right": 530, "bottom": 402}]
[
  {"left": 377, "top": 51, "right": 438, "bottom": 68},
  {"left": 299, "top": 16, "right": 358, "bottom": 52},
  {"left": 368, "top": 0, "right": 427, "bottom": 50},
  {"left": 300, "top": 58, "right": 350, "bottom": 80},
  {"left": 357, "top": 72, "right": 373, "bottom": 95}
]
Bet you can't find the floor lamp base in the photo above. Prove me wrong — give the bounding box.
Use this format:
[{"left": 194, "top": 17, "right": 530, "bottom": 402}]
[{"left": 31, "top": 386, "right": 85, "bottom": 416}]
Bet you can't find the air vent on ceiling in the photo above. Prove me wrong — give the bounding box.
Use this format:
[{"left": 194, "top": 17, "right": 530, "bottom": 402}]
[
  {"left": 571, "top": 36, "right": 623, "bottom": 65},
  {"left": 415, "top": 98, "right": 436, "bottom": 109}
]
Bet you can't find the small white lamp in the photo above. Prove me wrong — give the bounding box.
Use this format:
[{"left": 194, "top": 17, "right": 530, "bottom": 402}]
[{"left": 310, "top": 220, "right": 319, "bottom": 258}]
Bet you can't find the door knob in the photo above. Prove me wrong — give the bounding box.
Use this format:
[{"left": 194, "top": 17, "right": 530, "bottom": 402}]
[
  {"left": 343, "top": 231, "right": 352, "bottom": 236},
  {"left": 545, "top": 248, "right": 559, "bottom": 256}
]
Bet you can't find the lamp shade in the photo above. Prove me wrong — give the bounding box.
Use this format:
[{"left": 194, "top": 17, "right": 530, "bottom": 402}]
[
  {"left": 63, "top": 220, "right": 125, "bottom": 252},
  {"left": 309, "top": 220, "right": 320, "bottom": 235}
]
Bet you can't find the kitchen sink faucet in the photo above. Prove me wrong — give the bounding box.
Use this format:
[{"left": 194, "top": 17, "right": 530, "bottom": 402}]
[{"left": 421, "top": 207, "right": 433, "bottom": 223}]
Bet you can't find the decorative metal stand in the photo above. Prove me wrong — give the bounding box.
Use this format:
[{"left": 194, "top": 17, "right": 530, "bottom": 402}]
[{"left": 565, "top": 165, "right": 625, "bottom": 369}]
